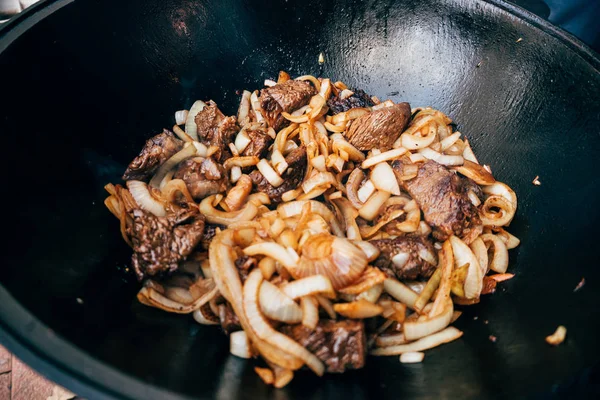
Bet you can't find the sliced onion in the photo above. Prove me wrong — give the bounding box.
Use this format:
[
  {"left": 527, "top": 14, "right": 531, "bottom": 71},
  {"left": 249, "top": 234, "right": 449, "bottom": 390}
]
[
  {"left": 340, "top": 89, "right": 354, "bottom": 99},
  {"left": 137, "top": 279, "right": 218, "bottom": 314},
  {"left": 244, "top": 242, "right": 297, "bottom": 269},
  {"left": 371, "top": 326, "right": 463, "bottom": 355},
  {"left": 210, "top": 230, "right": 305, "bottom": 371},
  {"left": 492, "top": 228, "right": 520, "bottom": 249},
  {"left": 310, "top": 155, "right": 327, "bottom": 172},
  {"left": 193, "top": 306, "right": 219, "bottom": 325},
  {"left": 333, "top": 198, "right": 362, "bottom": 240},
  {"left": 199, "top": 195, "right": 258, "bottom": 226},
  {"left": 149, "top": 143, "right": 198, "bottom": 188},
  {"left": 185, "top": 100, "right": 206, "bottom": 141},
  {"left": 462, "top": 138, "right": 479, "bottom": 164},
  {"left": 401, "top": 125, "right": 437, "bottom": 150},
  {"left": 255, "top": 367, "right": 274, "bottom": 385},
  {"left": 277, "top": 200, "right": 343, "bottom": 237},
  {"left": 352, "top": 241, "right": 380, "bottom": 262},
  {"left": 223, "top": 156, "right": 260, "bottom": 170},
  {"left": 173, "top": 125, "right": 194, "bottom": 142},
  {"left": 400, "top": 352, "right": 425, "bottom": 364},
  {"left": 250, "top": 91, "right": 264, "bottom": 123},
  {"left": 331, "top": 133, "right": 366, "bottom": 162},
  {"left": 338, "top": 267, "right": 387, "bottom": 295},
  {"left": 301, "top": 296, "right": 319, "bottom": 329},
  {"left": 357, "top": 179, "right": 376, "bottom": 203},
  {"left": 404, "top": 298, "right": 454, "bottom": 341},
  {"left": 480, "top": 234, "right": 509, "bottom": 273},
  {"left": 243, "top": 269, "right": 325, "bottom": 376},
  {"left": 392, "top": 252, "right": 410, "bottom": 269},
  {"left": 259, "top": 280, "right": 303, "bottom": 323},
  {"left": 482, "top": 182, "right": 517, "bottom": 210},
  {"left": 257, "top": 159, "right": 284, "bottom": 187},
  {"left": 175, "top": 110, "right": 189, "bottom": 125},
  {"left": 409, "top": 153, "right": 427, "bottom": 163},
  {"left": 314, "top": 295, "right": 337, "bottom": 319},
  {"left": 370, "top": 162, "right": 401, "bottom": 195},
  {"left": 361, "top": 147, "right": 409, "bottom": 169},
  {"left": 419, "top": 147, "right": 464, "bottom": 166},
  {"left": 237, "top": 90, "right": 252, "bottom": 126},
  {"left": 230, "top": 331, "right": 252, "bottom": 359},
  {"left": 470, "top": 237, "right": 489, "bottom": 275},
  {"left": 295, "top": 75, "right": 321, "bottom": 92},
  {"left": 230, "top": 166, "right": 242, "bottom": 183},
  {"left": 334, "top": 299, "right": 384, "bottom": 319},
  {"left": 358, "top": 190, "right": 391, "bottom": 221},
  {"left": 439, "top": 131, "right": 462, "bottom": 151},
  {"left": 359, "top": 208, "right": 405, "bottom": 239},
  {"left": 126, "top": 180, "right": 166, "bottom": 217},
  {"left": 480, "top": 195, "right": 516, "bottom": 227},
  {"left": 281, "top": 275, "right": 335, "bottom": 299},
  {"left": 302, "top": 171, "right": 335, "bottom": 193},
  {"left": 234, "top": 130, "right": 251, "bottom": 153},
  {"left": 356, "top": 283, "right": 384, "bottom": 303},
  {"left": 376, "top": 333, "right": 407, "bottom": 347},
  {"left": 383, "top": 278, "right": 419, "bottom": 309},
  {"left": 413, "top": 268, "right": 442, "bottom": 313},
  {"left": 453, "top": 160, "right": 496, "bottom": 185},
  {"left": 192, "top": 141, "right": 208, "bottom": 157},
  {"left": 450, "top": 236, "right": 482, "bottom": 299}
]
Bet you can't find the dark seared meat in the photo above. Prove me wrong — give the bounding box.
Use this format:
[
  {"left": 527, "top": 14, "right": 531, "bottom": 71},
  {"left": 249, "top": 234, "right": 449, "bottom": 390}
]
[
  {"left": 280, "top": 319, "right": 366, "bottom": 373},
  {"left": 219, "top": 302, "right": 241, "bottom": 334},
  {"left": 327, "top": 89, "right": 375, "bottom": 114},
  {"left": 392, "top": 160, "right": 483, "bottom": 243},
  {"left": 234, "top": 255, "right": 257, "bottom": 283},
  {"left": 345, "top": 102, "right": 411, "bottom": 151},
  {"left": 129, "top": 208, "right": 205, "bottom": 281},
  {"left": 370, "top": 236, "right": 437, "bottom": 280},
  {"left": 123, "top": 129, "right": 183, "bottom": 181},
  {"left": 249, "top": 146, "right": 307, "bottom": 203},
  {"left": 241, "top": 127, "right": 273, "bottom": 158},
  {"left": 194, "top": 101, "right": 239, "bottom": 161},
  {"left": 260, "top": 80, "right": 317, "bottom": 130},
  {"left": 174, "top": 158, "right": 229, "bottom": 201},
  {"left": 200, "top": 223, "right": 221, "bottom": 250}
]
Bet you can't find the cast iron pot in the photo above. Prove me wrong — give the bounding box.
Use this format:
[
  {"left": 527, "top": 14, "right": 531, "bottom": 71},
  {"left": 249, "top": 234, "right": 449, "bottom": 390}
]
[{"left": 0, "top": 0, "right": 599, "bottom": 399}]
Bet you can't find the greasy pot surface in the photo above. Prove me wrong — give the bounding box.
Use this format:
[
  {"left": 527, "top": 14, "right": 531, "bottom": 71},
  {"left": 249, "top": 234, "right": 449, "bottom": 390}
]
[{"left": 0, "top": 0, "right": 599, "bottom": 399}]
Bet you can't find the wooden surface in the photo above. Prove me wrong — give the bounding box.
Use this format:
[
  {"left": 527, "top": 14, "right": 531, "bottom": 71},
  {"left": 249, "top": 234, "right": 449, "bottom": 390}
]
[{"left": 0, "top": 345, "right": 76, "bottom": 400}]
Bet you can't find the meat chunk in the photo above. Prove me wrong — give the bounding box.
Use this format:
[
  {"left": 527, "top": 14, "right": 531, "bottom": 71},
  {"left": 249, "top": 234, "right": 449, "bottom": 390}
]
[
  {"left": 123, "top": 129, "right": 183, "bottom": 181},
  {"left": 370, "top": 236, "right": 437, "bottom": 280},
  {"left": 173, "top": 157, "right": 229, "bottom": 201},
  {"left": 219, "top": 302, "right": 241, "bottom": 334},
  {"left": 200, "top": 223, "right": 221, "bottom": 250},
  {"left": 249, "top": 146, "right": 307, "bottom": 203},
  {"left": 280, "top": 320, "right": 366, "bottom": 373},
  {"left": 345, "top": 102, "right": 411, "bottom": 151},
  {"left": 260, "top": 80, "right": 317, "bottom": 130},
  {"left": 327, "top": 88, "right": 375, "bottom": 114},
  {"left": 128, "top": 208, "right": 205, "bottom": 280},
  {"left": 393, "top": 160, "right": 483, "bottom": 243},
  {"left": 194, "top": 101, "right": 239, "bottom": 161},
  {"left": 240, "top": 126, "right": 273, "bottom": 158}
]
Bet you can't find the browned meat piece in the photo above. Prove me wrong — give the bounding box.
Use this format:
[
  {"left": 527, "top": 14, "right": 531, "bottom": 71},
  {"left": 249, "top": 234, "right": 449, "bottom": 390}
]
[
  {"left": 280, "top": 319, "right": 366, "bottom": 373},
  {"left": 219, "top": 302, "right": 241, "bottom": 334},
  {"left": 128, "top": 208, "right": 205, "bottom": 280},
  {"left": 260, "top": 80, "right": 317, "bottom": 130},
  {"left": 241, "top": 127, "right": 273, "bottom": 158},
  {"left": 234, "top": 255, "right": 257, "bottom": 282},
  {"left": 392, "top": 160, "right": 483, "bottom": 243},
  {"left": 327, "top": 88, "right": 375, "bottom": 114},
  {"left": 249, "top": 146, "right": 307, "bottom": 203},
  {"left": 200, "top": 223, "right": 221, "bottom": 250},
  {"left": 123, "top": 129, "right": 183, "bottom": 181},
  {"left": 194, "top": 101, "right": 239, "bottom": 161},
  {"left": 370, "top": 236, "right": 437, "bottom": 280},
  {"left": 173, "top": 157, "right": 229, "bottom": 201},
  {"left": 345, "top": 102, "right": 411, "bottom": 151}
]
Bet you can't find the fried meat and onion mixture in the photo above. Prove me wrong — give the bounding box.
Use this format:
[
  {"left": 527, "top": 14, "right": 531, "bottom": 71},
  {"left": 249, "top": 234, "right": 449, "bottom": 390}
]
[{"left": 105, "top": 72, "right": 520, "bottom": 387}]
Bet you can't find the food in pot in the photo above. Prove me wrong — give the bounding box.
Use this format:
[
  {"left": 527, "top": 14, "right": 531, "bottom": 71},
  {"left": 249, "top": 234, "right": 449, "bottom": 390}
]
[{"left": 104, "top": 72, "right": 520, "bottom": 387}]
